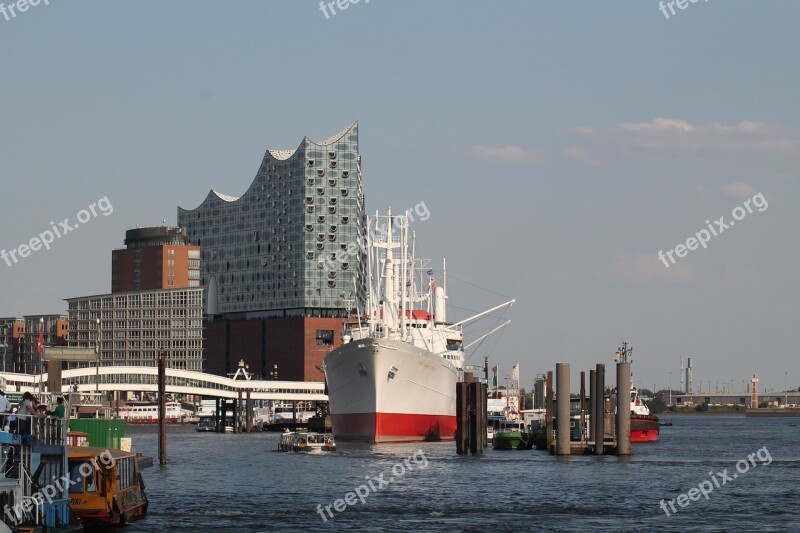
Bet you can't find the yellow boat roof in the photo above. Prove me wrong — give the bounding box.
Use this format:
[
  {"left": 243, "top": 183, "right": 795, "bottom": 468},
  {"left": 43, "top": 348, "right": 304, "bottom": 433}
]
[{"left": 67, "top": 446, "right": 136, "bottom": 460}]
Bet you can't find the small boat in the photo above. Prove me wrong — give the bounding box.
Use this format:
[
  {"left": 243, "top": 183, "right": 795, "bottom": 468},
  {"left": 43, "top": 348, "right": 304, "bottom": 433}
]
[
  {"left": 278, "top": 431, "right": 336, "bottom": 452},
  {"left": 658, "top": 419, "right": 673, "bottom": 427},
  {"left": 492, "top": 420, "right": 534, "bottom": 450},
  {"left": 630, "top": 386, "right": 660, "bottom": 443},
  {"left": 68, "top": 446, "right": 148, "bottom": 526},
  {"left": 196, "top": 415, "right": 215, "bottom": 432},
  {"left": 616, "top": 342, "right": 660, "bottom": 443}
]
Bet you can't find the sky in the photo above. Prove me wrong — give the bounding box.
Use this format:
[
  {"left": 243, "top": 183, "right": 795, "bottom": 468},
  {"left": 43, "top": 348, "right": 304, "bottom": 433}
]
[{"left": 1, "top": 0, "right": 798, "bottom": 393}]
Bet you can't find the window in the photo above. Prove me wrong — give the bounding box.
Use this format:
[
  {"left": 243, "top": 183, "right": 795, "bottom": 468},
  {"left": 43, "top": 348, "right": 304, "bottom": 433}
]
[
  {"left": 69, "top": 463, "right": 96, "bottom": 493},
  {"left": 315, "top": 330, "right": 334, "bottom": 345}
]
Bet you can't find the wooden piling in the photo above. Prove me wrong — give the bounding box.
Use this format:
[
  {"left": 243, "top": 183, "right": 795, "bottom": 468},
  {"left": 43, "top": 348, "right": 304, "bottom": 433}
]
[
  {"left": 221, "top": 400, "right": 227, "bottom": 433},
  {"left": 579, "top": 371, "right": 586, "bottom": 443},
  {"left": 237, "top": 390, "right": 243, "bottom": 433},
  {"left": 456, "top": 373, "right": 486, "bottom": 454},
  {"left": 468, "top": 380, "right": 478, "bottom": 454},
  {"left": 594, "top": 364, "right": 605, "bottom": 455},
  {"left": 545, "top": 370, "right": 553, "bottom": 451},
  {"left": 456, "top": 381, "right": 468, "bottom": 454},
  {"left": 555, "top": 363, "right": 570, "bottom": 455},
  {"left": 246, "top": 389, "right": 252, "bottom": 432},
  {"left": 616, "top": 362, "right": 631, "bottom": 455},
  {"left": 157, "top": 349, "right": 166, "bottom": 465},
  {"left": 589, "top": 369, "right": 596, "bottom": 442}
]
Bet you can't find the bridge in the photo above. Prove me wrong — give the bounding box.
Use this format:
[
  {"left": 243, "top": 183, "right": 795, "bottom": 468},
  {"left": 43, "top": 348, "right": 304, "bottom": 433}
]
[{"left": 0, "top": 367, "right": 328, "bottom": 402}]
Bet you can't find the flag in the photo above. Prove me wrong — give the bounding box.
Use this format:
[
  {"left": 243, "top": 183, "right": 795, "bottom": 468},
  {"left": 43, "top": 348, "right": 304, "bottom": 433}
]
[
  {"left": 426, "top": 269, "right": 433, "bottom": 276},
  {"left": 37, "top": 325, "right": 43, "bottom": 354},
  {"left": 511, "top": 363, "right": 519, "bottom": 383}
]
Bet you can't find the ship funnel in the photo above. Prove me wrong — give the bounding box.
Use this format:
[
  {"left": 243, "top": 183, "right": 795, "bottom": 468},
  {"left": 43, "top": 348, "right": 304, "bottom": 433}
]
[{"left": 434, "top": 286, "right": 446, "bottom": 322}]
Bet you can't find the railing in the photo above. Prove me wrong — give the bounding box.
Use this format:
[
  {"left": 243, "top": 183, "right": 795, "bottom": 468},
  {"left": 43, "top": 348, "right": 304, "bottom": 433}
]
[
  {"left": 8, "top": 413, "right": 67, "bottom": 446},
  {"left": 30, "top": 416, "right": 64, "bottom": 446}
]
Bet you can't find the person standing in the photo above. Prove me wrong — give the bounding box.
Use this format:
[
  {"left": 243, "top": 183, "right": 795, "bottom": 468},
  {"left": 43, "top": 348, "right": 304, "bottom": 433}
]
[
  {"left": 17, "top": 392, "right": 38, "bottom": 435},
  {"left": 54, "top": 397, "right": 66, "bottom": 418},
  {"left": 0, "top": 386, "right": 11, "bottom": 430}
]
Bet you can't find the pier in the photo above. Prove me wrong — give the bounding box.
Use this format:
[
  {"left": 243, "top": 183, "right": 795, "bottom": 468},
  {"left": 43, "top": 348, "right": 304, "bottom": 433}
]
[
  {"left": 455, "top": 372, "right": 488, "bottom": 454},
  {"left": 545, "top": 359, "right": 631, "bottom": 456}
]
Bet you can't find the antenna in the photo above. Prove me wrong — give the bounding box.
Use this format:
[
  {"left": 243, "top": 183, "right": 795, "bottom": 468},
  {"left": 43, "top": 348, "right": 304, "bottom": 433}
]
[{"left": 615, "top": 341, "right": 632, "bottom": 364}]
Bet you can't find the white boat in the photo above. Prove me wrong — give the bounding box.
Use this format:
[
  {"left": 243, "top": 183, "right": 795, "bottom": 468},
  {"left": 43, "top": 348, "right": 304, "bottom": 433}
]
[
  {"left": 323, "top": 208, "right": 514, "bottom": 443},
  {"left": 278, "top": 431, "right": 336, "bottom": 452},
  {"left": 271, "top": 401, "right": 316, "bottom": 424},
  {"left": 120, "top": 400, "right": 185, "bottom": 423}
]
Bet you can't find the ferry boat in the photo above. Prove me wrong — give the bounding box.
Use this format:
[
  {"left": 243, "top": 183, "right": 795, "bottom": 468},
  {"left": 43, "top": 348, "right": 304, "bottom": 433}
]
[
  {"left": 323, "top": 208, "right": 514, "bottom": 443},
  {"left": 68, "top": 446, "right": 148, "bottom": 526},
  {"left": 278, "top": 431, "right": 336, "bottom": 452},
  {"left": 120, "top": 400, "right": 189, "bottom": 423}
]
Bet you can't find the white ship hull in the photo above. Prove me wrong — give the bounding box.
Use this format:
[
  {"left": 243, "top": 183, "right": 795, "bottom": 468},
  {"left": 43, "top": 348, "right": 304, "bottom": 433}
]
[{"left": 323, "top": 338, "right": 459, "bottom": 443}]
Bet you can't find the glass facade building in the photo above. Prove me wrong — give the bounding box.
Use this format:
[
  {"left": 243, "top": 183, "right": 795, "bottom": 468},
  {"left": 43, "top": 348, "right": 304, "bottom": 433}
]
[{"left": 178, "top": 122, "right": 366, "bottom": 317}]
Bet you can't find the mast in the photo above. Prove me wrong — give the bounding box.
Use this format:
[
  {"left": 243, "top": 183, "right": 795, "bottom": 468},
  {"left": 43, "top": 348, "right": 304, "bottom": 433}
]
[{"left": 400, "top": 213, "right": 408, "bottom": 340}]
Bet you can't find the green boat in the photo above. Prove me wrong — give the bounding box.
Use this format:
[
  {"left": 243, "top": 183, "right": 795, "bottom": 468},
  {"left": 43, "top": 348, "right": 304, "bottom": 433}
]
[{"left": 492, "top": 419, "right": 534, "bottom": 450}]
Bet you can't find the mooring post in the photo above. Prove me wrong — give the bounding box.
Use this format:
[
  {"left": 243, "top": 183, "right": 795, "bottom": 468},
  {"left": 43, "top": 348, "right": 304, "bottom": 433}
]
[
  {"left": 237, "top": 390, "right": 243, "bottom": 432},
  {"left": 221, "top": 400, "right": 227, "bottom": 433},
  {"left": 214, "top": 398, "right": 218, "bottom": 433},
  {"left": 158, "top": 348, "right": 166, "bottom": 465},
  {"left": 246, "top": 389, "right": 252, "bottom": 432},
  {"left": 555, "top": 363, "right": 570, "bottom": 455},
  {"left": 468, "top": 379, "right": 478, "bottom": 454},
  {"left": 616, "top": 362, "right": 631, "bottom": 455},
  {"left": 579, "top": 371, "right": 586, "bottom": 443},
  {"left": 589, "top": 369, "right": 596, "bottom": 442},
  {"left": 480, "top": 380, "right": 488, "bottom": 450},
  {"left": 594, "top": 364, "right": 605, "bottom": 455},
  {"left": 456, "top": 381, "right": 467, "bottom": 454},
  {"left": 545, "top": 370, "right": 553, "bottom": 452}
]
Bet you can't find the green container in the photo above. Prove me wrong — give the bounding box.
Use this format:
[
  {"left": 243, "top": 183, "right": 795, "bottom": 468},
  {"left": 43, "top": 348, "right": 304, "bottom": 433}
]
[{"left": 69, "top": 419, "right": 125, "bottom": 449}]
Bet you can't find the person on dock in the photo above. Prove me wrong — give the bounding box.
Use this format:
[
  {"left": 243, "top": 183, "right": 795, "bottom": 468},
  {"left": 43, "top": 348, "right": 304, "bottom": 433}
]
[
  {"left": 0, "top": 386, "right": 11, "bottom": 430},
  {"left": 17, "top": 392, "right": 39, "bottom": 435},
  {"left": 54, "top": 397, "right": 65, "bottom": 418}
]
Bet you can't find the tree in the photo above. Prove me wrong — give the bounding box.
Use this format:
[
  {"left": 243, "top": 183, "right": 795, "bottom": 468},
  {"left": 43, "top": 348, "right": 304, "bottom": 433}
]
[{"left": 646, "top": 396, "right": 667, "bottom": 414}]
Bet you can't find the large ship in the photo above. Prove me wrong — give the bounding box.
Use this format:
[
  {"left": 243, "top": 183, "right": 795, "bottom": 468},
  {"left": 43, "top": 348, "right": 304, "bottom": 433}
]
[{"left": 323, "top": 209, "right": 513, "bottom": 443}]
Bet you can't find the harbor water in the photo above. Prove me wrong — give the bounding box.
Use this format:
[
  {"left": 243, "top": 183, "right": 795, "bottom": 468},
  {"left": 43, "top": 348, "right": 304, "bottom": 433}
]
[{"left": 125, "top": 416, "right": 799, "bottom": 532}]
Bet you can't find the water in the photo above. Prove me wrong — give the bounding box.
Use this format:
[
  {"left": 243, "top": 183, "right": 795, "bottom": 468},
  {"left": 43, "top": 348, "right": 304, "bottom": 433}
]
[{"left": 122, "top": 416, "right": 800, "bottom": 532}]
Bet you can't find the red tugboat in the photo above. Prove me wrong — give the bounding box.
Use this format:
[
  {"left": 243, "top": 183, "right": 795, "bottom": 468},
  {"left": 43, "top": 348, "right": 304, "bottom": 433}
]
[
  {"left": 630, "top": 386, "right": 660, "bottom": 442},
  {"left": 616, "top": 341, "right": 659, "bottom": 443}
]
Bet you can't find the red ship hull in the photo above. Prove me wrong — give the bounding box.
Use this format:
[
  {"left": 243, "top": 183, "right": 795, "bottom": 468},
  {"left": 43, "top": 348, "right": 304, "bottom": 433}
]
[
  {"left": 331, "top": 412, "right": 457, "bottom": 443},
  {"left": 631, "top": 414, "right": 660, "bottom": 442}
]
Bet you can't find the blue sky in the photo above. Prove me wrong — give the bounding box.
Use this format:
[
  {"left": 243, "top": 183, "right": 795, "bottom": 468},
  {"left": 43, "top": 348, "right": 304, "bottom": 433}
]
[{"left": 1, "top": 0, "right": 798, "bottom": 393}]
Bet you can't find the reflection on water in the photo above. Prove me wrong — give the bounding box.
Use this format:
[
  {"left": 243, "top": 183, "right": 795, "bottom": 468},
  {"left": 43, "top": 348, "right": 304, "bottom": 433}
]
[{"left": 121, "top": 417, "right": 800, "bottom": 532}]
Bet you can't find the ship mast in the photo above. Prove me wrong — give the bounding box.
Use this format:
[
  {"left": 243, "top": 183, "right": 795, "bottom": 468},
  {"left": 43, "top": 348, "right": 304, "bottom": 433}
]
[{"left": 615, "top": 341, "right": 632, "bottom": 364}]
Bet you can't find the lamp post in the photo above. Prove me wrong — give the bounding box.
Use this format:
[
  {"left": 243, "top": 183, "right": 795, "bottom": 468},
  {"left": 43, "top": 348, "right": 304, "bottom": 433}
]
[
  {"left": 95, "top": 318, "right": 100, "bottom": 394},
  {"left": 669, "top": 372, "right": 672, "bottom": 406},
  {"left": 785, "top": 372, "right": 788, "bottom": 406}
]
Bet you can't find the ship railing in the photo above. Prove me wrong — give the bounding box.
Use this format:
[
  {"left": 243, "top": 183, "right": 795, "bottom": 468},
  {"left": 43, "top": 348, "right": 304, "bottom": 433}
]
[{"left": 10, "top": 413, "right": 66, "bottom": 446}]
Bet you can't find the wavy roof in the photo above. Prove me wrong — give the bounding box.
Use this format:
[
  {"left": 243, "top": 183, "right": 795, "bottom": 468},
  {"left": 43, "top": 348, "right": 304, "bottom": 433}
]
[{"left": 178, "top": 122, "right": 357, "bottom": 213}]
